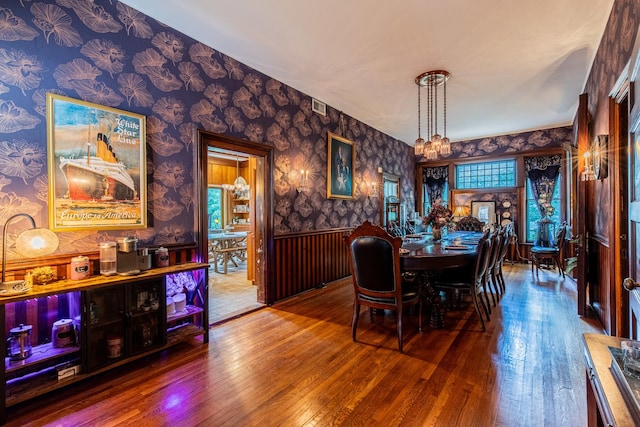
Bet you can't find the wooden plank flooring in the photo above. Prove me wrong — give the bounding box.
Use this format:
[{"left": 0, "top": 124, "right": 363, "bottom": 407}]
[{"left": 6, "top": 264, "right": 603, "bottom": 426}]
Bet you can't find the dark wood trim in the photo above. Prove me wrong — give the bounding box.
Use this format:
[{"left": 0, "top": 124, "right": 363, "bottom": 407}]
[
  {"left": 577, "top": 92, "right": 589, "bottom": 317},
  {"left": 198, "top": 130, "right": 275, "bottom": 305}
]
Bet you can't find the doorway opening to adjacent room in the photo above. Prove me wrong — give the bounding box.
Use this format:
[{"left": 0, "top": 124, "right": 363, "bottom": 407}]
[{"left": 199, "top": 132, "right": 274, "bottom": 325}]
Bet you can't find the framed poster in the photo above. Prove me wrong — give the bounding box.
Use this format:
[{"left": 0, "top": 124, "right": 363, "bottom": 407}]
[
  {"left": 46, "top": 93, "right": 147, "bottom": 231},
  {"left": 327, "top": 132, "right": 355, "bottom": 199},
  {"left": 471, "top": 201, "right": 496, "bottom": 226}
]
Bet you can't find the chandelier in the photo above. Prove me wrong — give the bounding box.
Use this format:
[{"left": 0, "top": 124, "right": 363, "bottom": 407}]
[
  {"left": 222, "top": 156, "right": 250, "bottom": 196},
  {"left": 414, "top": 70, "right": 451, "bottom": 160}
]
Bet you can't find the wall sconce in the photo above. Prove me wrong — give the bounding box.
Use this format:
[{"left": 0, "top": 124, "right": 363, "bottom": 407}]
[
  {"left": 580, "top": 150, "right": 596, "bottom": 181},
  {"left": 367, "top": 181, "right": 378, "bottom": 199},
  {"left": 297, "top": 169, "right": 310, "bottom": 193},
  {"left": 581, "top": 134, "right": 608, "bottom": 182},
  {"left": 2, "top": 213, "right": 59, "bottom": 286}
]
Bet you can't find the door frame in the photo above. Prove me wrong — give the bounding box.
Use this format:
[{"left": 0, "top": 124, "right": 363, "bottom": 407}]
[{"left": 196, "top": 130, "right": 274, "bottom": 305}]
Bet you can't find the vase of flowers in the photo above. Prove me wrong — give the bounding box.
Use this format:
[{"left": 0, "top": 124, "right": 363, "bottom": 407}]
[{"left": 422, "top": 201, "right": 453, "bottom": 241}]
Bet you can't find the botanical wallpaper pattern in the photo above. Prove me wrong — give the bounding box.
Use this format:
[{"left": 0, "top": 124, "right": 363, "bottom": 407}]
[
  {"left": 0, "top": 0, "right": 414, "bottom": 257},
  {"left": 0, "top": 0, "right": 593, "bottom": 261},
  {"left": 579, "top": 0, "right": 640, "bottom": 241},
  {"left": 417, "top": 126, "right": 572, "bottom": 162}
]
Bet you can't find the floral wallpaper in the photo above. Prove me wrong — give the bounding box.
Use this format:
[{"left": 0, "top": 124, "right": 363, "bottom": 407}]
[
  {"left": 417, "top": 126, "right": 572, "bottom": 162},
  {"left": 0, "top": 0, "right": 414, "bottom": 258},
  {"left": 579, "top": 0, "right": 640, "bottom": 241}
]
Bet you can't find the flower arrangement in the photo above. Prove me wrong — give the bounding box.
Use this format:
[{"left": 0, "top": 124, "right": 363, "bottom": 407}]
[
  {"left": 422, "top": 201, "right": 453, "bottom": 229},
  {"left": 537, "top": 193, "right": 554, "bottom": 217}
]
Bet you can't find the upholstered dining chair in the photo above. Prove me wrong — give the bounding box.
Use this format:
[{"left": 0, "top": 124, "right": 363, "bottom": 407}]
[
  {"left": 434, "top": 230, "right": 491, "bottom": 331},
  {"left": 495, "top": 222, "right": 514, "bottom": 294},
  {"left": 344, "top": 220, "right": 422, "bottom": 353},
  {"left": 484, "top": 228, "right": 502, "bottom": 308},
  {"left": 455, "top": 215, "right": 485, "bottom": 232},
  {"left": 530, "top": 223, "right": 567, "bottom": 278}
]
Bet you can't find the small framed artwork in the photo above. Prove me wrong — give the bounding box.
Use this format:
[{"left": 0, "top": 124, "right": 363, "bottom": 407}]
[
  {"left": 327, "top": 132, "right": 355, "bottom": 199},
  {"left": 47, "top": 93, "right": 147, "bottom": 231},
  {"left": 471, "top": 201, "right": 496, "bottom": 226}
]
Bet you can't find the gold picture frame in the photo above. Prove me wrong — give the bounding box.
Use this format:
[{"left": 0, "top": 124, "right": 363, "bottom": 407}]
[
  {"left": 46, "top": 93, "right": 147, "bottom": 231},
  {"left": 327, "top": 132, "right": 355, "bottom": 199}
]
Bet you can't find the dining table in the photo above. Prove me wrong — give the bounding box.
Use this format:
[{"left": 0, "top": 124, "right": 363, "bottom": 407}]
[
  {"left": 208, "top": 231, "right": 248, "bottom": 274},
  {"left": 400, "top": 231, "right": 484, "bottom": 329}
]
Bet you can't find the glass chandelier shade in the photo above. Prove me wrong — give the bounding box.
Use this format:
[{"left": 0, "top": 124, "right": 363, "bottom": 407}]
[{"left": 222, "top": 156, "right": 250, "bottom": 196}]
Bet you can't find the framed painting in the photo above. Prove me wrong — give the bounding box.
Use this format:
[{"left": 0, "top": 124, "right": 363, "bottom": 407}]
[
  {"left": 327, "top": 132, "right": 355, "bottom": 199},
  {"left": 46, "top": 93, "right": 147, "bottom": 231},
  {"left": 471, "top": 201, "right": 496, "bottom": 226}
]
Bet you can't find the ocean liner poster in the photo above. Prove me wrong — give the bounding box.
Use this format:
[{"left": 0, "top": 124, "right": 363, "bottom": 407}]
[{"left": 47, "top": 94, "right": 147, "bottom": 231}]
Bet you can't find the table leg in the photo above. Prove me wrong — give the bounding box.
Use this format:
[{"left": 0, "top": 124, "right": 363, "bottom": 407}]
[{"left": 417, "top": 271, "right": 444, "bottom": 329}]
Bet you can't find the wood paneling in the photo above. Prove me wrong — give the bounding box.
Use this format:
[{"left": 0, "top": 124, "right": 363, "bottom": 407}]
[
  {"left": 274, "top": 229, "right": 351, "bottom": 301},
  {"left": 589, "top": 239, "right": 612, "bottom": 334}
]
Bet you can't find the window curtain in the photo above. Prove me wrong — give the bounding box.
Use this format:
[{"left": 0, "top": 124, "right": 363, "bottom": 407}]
[
  {"left": 422, "top": 166, "right": 448, "bottom": 206},
  {"left": 525, "top": 155, "right": 561, "bottom": 217}
]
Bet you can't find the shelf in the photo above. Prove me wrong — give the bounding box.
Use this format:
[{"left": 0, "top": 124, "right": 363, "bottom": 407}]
[
  {"left": 6, "top": 343, "right": 80, "bottom": 375},
  {"left": 167, "top": 323, "right": 204, "bottom": 345},
  {"left": 167, "top": 305, "right": 203, "bottom": 322}
]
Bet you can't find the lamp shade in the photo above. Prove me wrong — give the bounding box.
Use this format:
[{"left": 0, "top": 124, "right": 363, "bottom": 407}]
[{"left": 15, "top": 228, "right": 59, "bottom": 257}]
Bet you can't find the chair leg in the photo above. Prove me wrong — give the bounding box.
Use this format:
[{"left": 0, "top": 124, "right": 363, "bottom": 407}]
[
  {"left": 397, "top": 307, "right": 403, "bottom": 353},
  {"left": 470, "top": 291, "right": 486, "bottom": 332},
  {"left": 352, "top": 303, "right": 361, "bottom": 342}
]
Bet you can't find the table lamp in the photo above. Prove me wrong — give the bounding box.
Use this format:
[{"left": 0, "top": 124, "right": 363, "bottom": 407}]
[{"left": 2, "top": 213, "right": 59, "bottom": 286}]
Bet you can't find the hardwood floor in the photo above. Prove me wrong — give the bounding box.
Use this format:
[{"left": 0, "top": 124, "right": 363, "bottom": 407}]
[
  {"left": 6, "top": 263, "right": 603, "bottom": 426},
  {"left": 209, "top": 260, "right": 264, "bottom": 325}
]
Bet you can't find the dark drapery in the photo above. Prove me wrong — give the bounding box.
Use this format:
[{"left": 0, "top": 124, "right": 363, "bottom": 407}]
[
  {"left": 422, "top": 166, "right": 448, "bottom": 206},
  {"left": 524, "top": 155, "right": 561, "bottom": 217}
]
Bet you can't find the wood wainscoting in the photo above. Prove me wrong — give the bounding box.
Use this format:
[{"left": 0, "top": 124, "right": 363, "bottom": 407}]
[
  {"left": 274, "top": 228, "right": 352, "bottom": 301},
  {"left": 588, "top": 237, "right": 613, "bottom": 334}
]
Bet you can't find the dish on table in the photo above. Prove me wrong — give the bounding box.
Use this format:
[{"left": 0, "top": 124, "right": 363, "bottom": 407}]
[
  {"left": 399, "top": 248, "right": 410, "bottom": 254},
  {"left": 405, "top": 234, "right": 423, "bottom": 239},
  {"left": 444, "top": 245, "right": 470, "bottom": 250}
]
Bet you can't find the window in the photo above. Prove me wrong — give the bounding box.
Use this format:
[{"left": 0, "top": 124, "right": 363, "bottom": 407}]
[
  {"left": 456, "top": 160, "right": 516, "bottom": 189},
  {"left": 423, "top": 181, "right": 449, "bottom": 213},
  {"left": 525, "top": 176, "right": 561, "bottom": 242},
  {"left": 207, "top": 186, "right": 224, "bottom": 229}
]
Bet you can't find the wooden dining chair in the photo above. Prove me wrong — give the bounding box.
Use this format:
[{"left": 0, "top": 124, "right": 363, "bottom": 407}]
[
  {"left": 495, "top": 222, "right": 514, "bottom": 294},
  {"left": 484, "top": 228, "right": 502, "bottom": 308},
  {"left": 530, "top": 223, "right": 567, "bottom": 278},
  {"left": 344, "top": 221, "right": 422, "bottom": 353},
  {"left": 434, "top": 230, "right": 491, "bottom": 331},
  {"left": 455, "top": 215, "right": 485, "bottom": 232}
]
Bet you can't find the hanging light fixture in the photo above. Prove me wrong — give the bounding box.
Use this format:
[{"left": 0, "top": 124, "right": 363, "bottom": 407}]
[
  {"left": 414, "top": 83, "right": 425, "bottom": 156},
  {"left": 415, "top": 70, "right": 452, "bottom": 160},
  {"left": 222, "top": 156, "right": 250, "bottom": 196}
]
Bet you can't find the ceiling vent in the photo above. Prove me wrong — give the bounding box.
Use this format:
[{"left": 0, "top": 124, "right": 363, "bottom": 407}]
[{"left": 312, "top": 98, "right": 326, "bottom": 116}]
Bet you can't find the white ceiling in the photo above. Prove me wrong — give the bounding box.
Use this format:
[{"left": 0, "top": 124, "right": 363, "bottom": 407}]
[{"left": 121, "top": 0, "right": 615, "bottom": 145}]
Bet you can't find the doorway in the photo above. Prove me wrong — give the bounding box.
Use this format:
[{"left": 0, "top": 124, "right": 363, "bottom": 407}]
[{"left": 198, "top": 131, "right": 274, "bottom": 325}]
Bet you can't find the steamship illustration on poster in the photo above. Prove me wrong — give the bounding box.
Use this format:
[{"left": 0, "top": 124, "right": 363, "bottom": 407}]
[
  {"left": 47, "top": 94, "right": 147, "bottom": 231},
  {"left": 59, "top": 131, "right": 138, "bottom": 202}
]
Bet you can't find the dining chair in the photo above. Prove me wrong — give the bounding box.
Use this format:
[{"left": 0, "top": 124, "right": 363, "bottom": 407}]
[
  {"left": 530, "top": 223, "right": 567, "bottom": 278},
  {"left": 455, "top": 215, "right": 485, "bottom": 232},
  {"left": 387, "top": 221, "right": 404, "bottom": 238},
  {"left": 484, "top": 228, "right": 502, "bottom": 308},
  {"left": 344, "top": 220, "right": 422, "bottom": 353},
  {"left": 434, "top": 230, "right": 491, "bottom": 331},
  {"left": 495, "top": 222, "right": 513, "bottom": 294}
]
